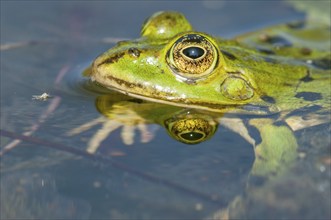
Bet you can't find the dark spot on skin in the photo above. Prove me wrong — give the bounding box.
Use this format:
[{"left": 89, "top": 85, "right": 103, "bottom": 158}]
[
  {"left": 248, "top": 175, "right": 267, "bottom": 187},
  {"left": 107, "top": 75, "right": 144, "bottom": 89},
  {"left": 258, "top": 48, "right": 276, "bottom": 55},
  {"left": 300, "top": 47, "right": 312, "bottom": 56},
  {"left": 245, "top": 121, "right": 262, "bottom": 146},
  {"left": 259, "top": 34, "right": 292, "bottom": 47},
  {"left": 242, "top": 104, "right": 272, "bottom": 114},
  {"left": 117, "top": 40, "right": 129, "bottom": 46},
  {"left": 97, "top": 52, "right": 125, "bottom": 66},
  {"left": 128, "top": 98, "right": 143, "bottom": 103},
  {"left": 106, "top": 75, "right": 173, "bottom": 99},
  {"left": 128, "top": 47, "right": 141, "bottom": 58},
  {"left": 295, "top": 92, "right": 322, "bottom": 101},
  {"left": 286, "top": 21, "right": 305, "bottom": 29},
  {"left": 283, "top": 82, "right": 293, "bottom": 87},
  {"left": 257, "top": 155, "right": 267, "bottom": 162},
  {"left": 261, "top": 95, "right": 276, "bottom": 104},
  {"left": 311, "top": 57, "right": 331, "bottom": 70},
  {"left": 221, "top": 50, "right": 237, "bottom": 60},
  {"left": 164, "top": 15, "right": 177, "bottom": 26},
  {"left": 263, "top": 56, "right": 278, "bottom": 64},
  {"left": 226, "top": 71, "right": 242, "bottom": 75},
  {"left": 273, "top": 121, "right": 289, "bottom": 127},
  {"left": 286, "top": 105, "right": 323, "bottom": 118},
  {"left": 300, "top": 70, "right": 313, "bottom": 82}
]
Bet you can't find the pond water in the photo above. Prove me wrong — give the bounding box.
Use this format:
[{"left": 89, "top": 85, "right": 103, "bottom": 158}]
[{"left": 1, "top": 1, "right": 330, "bottom": 219}]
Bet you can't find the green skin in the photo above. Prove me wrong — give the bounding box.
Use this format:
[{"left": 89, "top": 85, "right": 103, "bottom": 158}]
[{"left": 86, "top": 11, "right": 330, "bottom": 177}]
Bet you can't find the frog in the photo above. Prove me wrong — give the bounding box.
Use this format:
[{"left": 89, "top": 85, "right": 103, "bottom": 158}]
[
  {"left": 69, "top": 10, "right": 330, "bottom": 178},
  {"left": 88, "top": 11, "right": 330, "bottom": 114}
]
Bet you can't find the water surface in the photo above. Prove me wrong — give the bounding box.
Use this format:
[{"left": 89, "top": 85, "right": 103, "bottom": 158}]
[{"left": 1, "top": 1, "right": 330, "bottom": 219}]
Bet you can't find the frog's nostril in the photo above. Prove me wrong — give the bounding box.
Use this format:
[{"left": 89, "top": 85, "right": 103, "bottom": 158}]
[
  {"left": 128, "top": 47, "right": 141, "bottom": 58},
  {"left": 286, "top": 21, "right": 305, "bottom": 29},
  {"left": 259, "top": 34, "right": 292, "bottom": 48}
]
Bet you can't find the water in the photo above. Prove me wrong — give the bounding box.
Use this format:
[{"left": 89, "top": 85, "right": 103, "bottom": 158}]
[{"left": 1, "top": 1, "right": 330, "bottom": 219}]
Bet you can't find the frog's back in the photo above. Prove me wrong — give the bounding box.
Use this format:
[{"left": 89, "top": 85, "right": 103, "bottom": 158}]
[{"left": 233, "top": 18, "right": 331, "bottom": 114}]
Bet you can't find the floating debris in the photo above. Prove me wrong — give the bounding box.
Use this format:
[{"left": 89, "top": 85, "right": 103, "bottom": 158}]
[{"left": 32, "top": 93, "right": 51, "bottom": 101}]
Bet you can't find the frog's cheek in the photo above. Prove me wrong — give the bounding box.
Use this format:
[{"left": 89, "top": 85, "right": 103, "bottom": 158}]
[
  {"left": 220, "top": 76, "right": 254, "bottom": 101},
  {"left": 164, "top": 117, "right": 217, "bottom": 144}
]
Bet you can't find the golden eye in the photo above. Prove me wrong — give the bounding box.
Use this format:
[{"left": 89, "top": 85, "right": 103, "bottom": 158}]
[
  {"left": 164, "top": 115, "right": 217, "bottom": 144},
  {"left": 167, "top": 34, "right": 219, "bottom": 80}
]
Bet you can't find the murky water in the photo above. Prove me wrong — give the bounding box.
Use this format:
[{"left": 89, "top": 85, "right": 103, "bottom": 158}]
[{"left": 1, "top": 1, "right": 330, "bottom": 219}]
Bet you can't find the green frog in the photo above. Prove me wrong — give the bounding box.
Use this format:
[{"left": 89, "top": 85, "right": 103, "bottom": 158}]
[
  {"left": 88, "top": 11, "right": 330, "bottom": 115},
  {"left": 70, "top": 11, "right": 330, "bottom": 178}
]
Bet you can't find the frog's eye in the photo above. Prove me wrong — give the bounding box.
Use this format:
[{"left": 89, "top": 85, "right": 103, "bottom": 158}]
[
  {"left": 164, "top": 117, "right": 217, "bottom": 144},
  {"left": 167, "top": 34, "right": 219, "bottom": 80}
]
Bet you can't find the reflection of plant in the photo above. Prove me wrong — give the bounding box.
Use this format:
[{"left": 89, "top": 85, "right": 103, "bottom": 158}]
[
  {"left": 1, "top": 98, "right": 37, "bottom": 132},
  {"left": 0, "top": 46, "right": 70, "bottom": 155},
  {"left": 0, "top": 97, "right": 42, "bottom": 149},
  {"left": 0, "top": 96, "right": 62, "bottom": 156},
  {"left": 1, "top": 130, "right": 229, "bottom": 210}
]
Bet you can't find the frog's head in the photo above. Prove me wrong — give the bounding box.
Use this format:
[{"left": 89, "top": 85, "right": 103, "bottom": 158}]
[{"left": 91, "top": 11, "right": 276, "bottom": 114}]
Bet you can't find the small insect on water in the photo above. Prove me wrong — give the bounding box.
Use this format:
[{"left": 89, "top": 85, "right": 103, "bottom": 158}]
[{"left": 32, "top": 92, "right": 51, "bottom": 101}]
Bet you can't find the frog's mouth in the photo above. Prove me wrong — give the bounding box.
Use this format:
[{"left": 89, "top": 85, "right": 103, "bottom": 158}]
[
  {"left": 97, "top": 76, "right": 277, "bottom": 116},
  {"left": 91, "top": 66, "right": 279, "bottom": 116}
]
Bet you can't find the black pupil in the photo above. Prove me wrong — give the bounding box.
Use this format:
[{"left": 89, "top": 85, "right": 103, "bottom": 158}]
[
  {"left": 182, "top": 47, "right": 205, "bottom": 59},
  {"left": 180, "top": 132, "right": 204, "bottom": 141}
]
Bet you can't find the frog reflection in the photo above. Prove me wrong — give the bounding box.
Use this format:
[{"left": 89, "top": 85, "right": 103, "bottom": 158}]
[
  {"left": 68, "top": 93, "right": 222, "bottom": 152},
  {"left": 68, "top": 92, "right": 299, "bottom": 178}
]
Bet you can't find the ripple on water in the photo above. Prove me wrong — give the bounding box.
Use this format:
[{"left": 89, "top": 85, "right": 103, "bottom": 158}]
[{"left": 62, "top": 62, "right": 113, "bottom": 98}]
